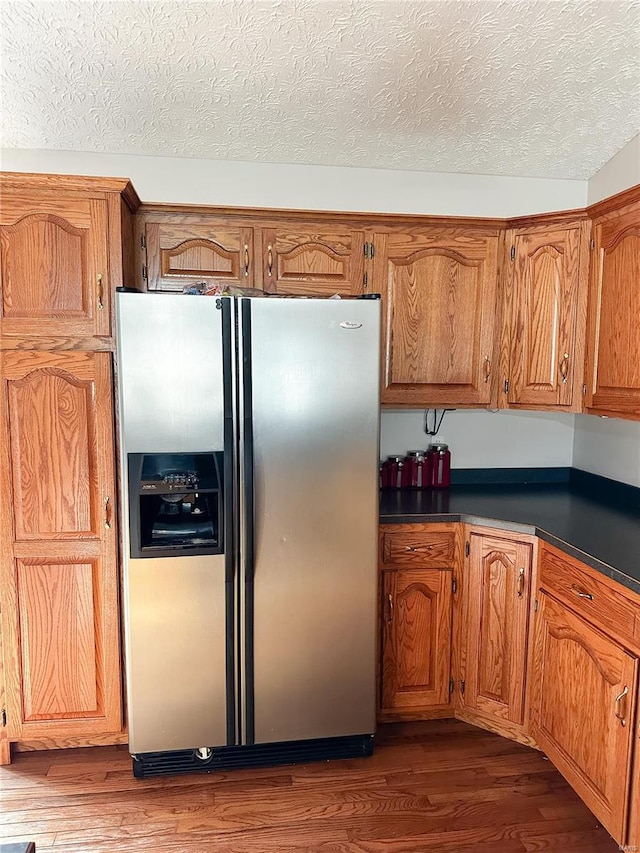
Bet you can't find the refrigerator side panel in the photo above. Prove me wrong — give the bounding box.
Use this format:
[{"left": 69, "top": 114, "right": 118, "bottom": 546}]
[{"left": 246, "top": 298, "right": 380, "bottom": 743}]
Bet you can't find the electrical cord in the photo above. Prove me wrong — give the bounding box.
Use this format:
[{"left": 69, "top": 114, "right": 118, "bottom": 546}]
[{"left": 424, "top": 408, "right": 455, "bottom": 437}]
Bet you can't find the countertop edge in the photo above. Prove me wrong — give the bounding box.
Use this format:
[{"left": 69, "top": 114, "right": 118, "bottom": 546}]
[{"left": 380, "top": 512, "right": 640, "bottom": 598}]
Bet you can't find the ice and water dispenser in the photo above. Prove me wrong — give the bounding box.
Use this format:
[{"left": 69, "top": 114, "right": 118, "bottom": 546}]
[{"left": 128, "top": 452, "right": 224, "bottom": 558}]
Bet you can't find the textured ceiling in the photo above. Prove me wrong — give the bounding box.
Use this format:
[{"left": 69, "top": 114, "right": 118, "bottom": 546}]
[{"left": 1, "top": 0, "right": 639, "bottom": 179}]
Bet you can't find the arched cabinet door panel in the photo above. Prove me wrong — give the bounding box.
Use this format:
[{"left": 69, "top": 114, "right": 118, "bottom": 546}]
[
  {"left": 0, "top": 194, "right": 110, "bottom": 338},
  {"left": 0, "top": 350, "right": 121, "bottom": 739}
]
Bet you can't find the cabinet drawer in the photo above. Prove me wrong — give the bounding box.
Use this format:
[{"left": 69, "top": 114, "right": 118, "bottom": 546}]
[
  {"left": 381, "top": 530, "right": 455, "bottom": 568},
  {"left": 539, "top": 547, "right": 639, "bottom": 649}
]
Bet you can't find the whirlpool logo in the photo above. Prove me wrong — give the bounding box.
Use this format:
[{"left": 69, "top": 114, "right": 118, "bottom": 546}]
[{"left": 339, "top": 321, "right": 363, "bottom": 330}]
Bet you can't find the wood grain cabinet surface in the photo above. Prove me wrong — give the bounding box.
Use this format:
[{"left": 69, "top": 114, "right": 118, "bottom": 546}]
[
  {"left": 501, "top": 220, "right": 590, "bottom": 410},
  {"left": 0, "top": 174, "right": 138, "bottom": 348},
  {"left": 530, "top": 590, "right": 637, "bottom": 845},
  {"left": 371, "top": 228, "right": 500, "bottom": 407},
  {"left": 139, "top": 212, "right": 366, "bottom": 297},
  {"left": 459, "top": 529, "right": 536, "bottom": 738},
  {"left": 0, "top": 350, "right": 122, "bottom": 740},
  {"left": 585, "top": 198, "right": 640, "bottom": 418}
]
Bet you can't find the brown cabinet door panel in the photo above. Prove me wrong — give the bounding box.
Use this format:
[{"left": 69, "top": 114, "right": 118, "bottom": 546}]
[
  {"left": 531, "top": 592, "right": 637, "bottom": 845},
  {"left": 144, "top": 220, "right": 256, "bottom": 291},
  {"left": 463, "top": 532, "right": 533, "bottom": 725},
  {"left": 261, "top": 227, "right": 365, "bottom": 296},
  {"left": 587, "top": 206, "right": 640, "bottom": 416},
  {"left": 507, "top": 224, "right": 587, "bottom": 408},
  {"left": 0, "top": 351, "right": 121, "bottom": 739},
  {"left": 380, "top": 568, "right": 452, "bottom": 712},
  {"left": 375, "top": 230, "right": 499, "bottom": 406},
  {"left": 0, "top": 194, "right": 110, "bottom": 337}
]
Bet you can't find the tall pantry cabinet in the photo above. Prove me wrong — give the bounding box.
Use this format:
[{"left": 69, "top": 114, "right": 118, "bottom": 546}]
[{"left": 0, "top": 173, "right": 139, "bottom": 759}]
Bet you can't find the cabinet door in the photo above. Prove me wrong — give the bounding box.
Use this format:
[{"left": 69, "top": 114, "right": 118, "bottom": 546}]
[
  {"left": 0, "top": 351, "right": 121, "bottom": 739},
  {"left": 530, "top": 592, "right": 637, "bottom": 844},
  {"left": 373, "top": 230, "right": 499, "bottom": 406},
  {"left": 260, "top": 226, "right": 365, "bottom": 296},
  {"left": 0, "top": 193, "right": 110, "bottom": 339},
  {"left": 586, "top": 205, "right": 640, "bottom": 417},
  {"left": 380, "top": 568, "right": 452, "bottom": 714},
  {"left": 142, "top": 219, "right": 256, "bottom": 291},
  {"left": 505, "top": 223, "right": 588, "bottom": 408},
  {"left": 462, "top": 532, "right": 533, "bottom": 726}
]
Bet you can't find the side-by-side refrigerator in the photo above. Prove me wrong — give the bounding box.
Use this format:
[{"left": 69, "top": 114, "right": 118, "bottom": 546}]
[{"left": 115, "top": 292, "right": 381, "bottom": 777}]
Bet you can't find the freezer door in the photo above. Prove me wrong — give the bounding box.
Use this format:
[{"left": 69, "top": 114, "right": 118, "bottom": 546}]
[{"left": 243, "top": 298, "right": 380, "bottom": 744}]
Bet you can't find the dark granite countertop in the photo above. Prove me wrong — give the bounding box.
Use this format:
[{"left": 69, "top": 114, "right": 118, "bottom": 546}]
[{"left": 379, "top": 471, "right": 640, "bottom": 597}]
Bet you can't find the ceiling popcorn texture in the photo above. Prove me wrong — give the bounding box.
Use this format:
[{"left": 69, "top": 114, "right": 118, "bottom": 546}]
[{"left": 1, "top": 0, "right": 639, "bottom": 180}]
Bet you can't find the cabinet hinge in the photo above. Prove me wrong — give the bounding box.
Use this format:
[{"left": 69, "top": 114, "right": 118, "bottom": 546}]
[
  {"left": 363, "top": 271, "right": 368, "bottom": 289},
  {"left": 142, "top": 265, "right": 148, "bottom": 281},
  {"left": 140, "top": 234, "right": 146, "bottom": 249},
  {"left": 465, "top": 541, "right": 470, "bottom": 558},
  {"left": 1, "top": 708, "right": 6, "bottom": 728},
  {"left": 590, "top": 238, "right": 595, "bottom": 250},
  {"left": 449, "top": 677, "right": 455, "bottom": 695},
  {"left": 510, "top": 245, "right": 515, "bottom": 261},
  {"left": 504, "top": 379, "right": 510, "bottom": 394},
  {"left": 460, "top": 680, "right": 466, "bottom": 695},
  {"left": 452, "top": 577, "right": 458, "bottom": 594}
]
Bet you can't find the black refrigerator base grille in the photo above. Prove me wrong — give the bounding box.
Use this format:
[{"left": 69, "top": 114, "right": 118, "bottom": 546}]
[{"left": 131, "top": 734, "right": 374, "bottom": 778}]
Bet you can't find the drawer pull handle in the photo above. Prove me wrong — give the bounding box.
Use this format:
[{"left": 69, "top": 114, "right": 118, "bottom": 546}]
[
  {"left": 560, "top": 352, "right": 570, "bottom": 384},
  {"left": 387, "top": 593, "right": 394, "bottom": 623},
  {"left": 267, "top": 244, "right": 273, "bottom": 276},
  {"left": 104, "top": 495, "right": 112, "bottom": 530},
  {"left": 614, "top": 685, "right": 629, "bottom": 727},
  {"left": 483, "top": 355, "right": 491, "bottom": 383},
  {"left": 571, "top": 585, "right": 594, "bottom": 601},
  {"left": 516, "top": 567, "right": 525, "bottom": 598},
  {"left": 405, "top": 545, "right": 432, "bottom": 552},
  {"left": 244, "top": 244, "right": 250, "bottom": 277}
]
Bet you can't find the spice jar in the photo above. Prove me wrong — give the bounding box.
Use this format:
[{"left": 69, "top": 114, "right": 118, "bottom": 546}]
[
  {"left": 427, "top": 442, "right": 451, "bottom": 488},
  {"left": 404, "top": 450, "right": 431, "bottom": 489},
  {"left": 380, "top": 455, "right": 405, "bottom": 489}
]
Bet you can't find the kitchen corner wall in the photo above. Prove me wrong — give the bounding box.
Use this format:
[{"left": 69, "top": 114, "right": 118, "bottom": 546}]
[
  {"left": 381, "top": 409, "right": 575, "bottom": 469},
  {"left": 572, "top": 134, "right": 640, "bottom": 488}
]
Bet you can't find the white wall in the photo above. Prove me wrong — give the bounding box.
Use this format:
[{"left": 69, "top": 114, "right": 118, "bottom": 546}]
[
  {"left": 587, "top": 133, "right": 640, "bottom": 204},
  {"left": 0, "top": 148, "right": 587, "bottom": 218},
  {"left": 573, "top": 415, "right": 640, "bottom": 488},
  {"left": 381, "top": 409, "right": 575, "bottom": 469}
]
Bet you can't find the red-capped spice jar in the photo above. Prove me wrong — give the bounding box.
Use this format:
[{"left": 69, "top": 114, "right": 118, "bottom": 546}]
[
  {"left": 404, "top": 450, "right": 431, "bottom": 488},
  {"left": 380, "top": 455, "right": 405, "bottom": 489},
  {"left": 427, "top": 442, "right": 451, "bottom": 488}
]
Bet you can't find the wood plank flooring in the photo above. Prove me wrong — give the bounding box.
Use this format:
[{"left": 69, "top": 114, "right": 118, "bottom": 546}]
[{"left": 0, "top": 720, "right": 620, "bottom": 852}]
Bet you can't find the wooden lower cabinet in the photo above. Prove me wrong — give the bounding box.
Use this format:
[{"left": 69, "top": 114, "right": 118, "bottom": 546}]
[
  {"left": 379, "top": 567, "right": 453, "bottom": 718},
  {"left": 458, "top": 528, "right": 536, "bottom": 742},
  {"left": 530, "top": 591, "right": 637, "bottom": 844},
  {"left": 0, "top": 350, "right": 122, "bottom": 742}
]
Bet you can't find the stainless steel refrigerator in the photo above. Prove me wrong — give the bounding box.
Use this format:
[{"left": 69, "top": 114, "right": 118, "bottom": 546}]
[{"left": 115, "top": 291, "right": 381, "bottom": 777}]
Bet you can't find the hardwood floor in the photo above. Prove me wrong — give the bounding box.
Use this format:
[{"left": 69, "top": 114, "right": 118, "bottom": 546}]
[{"left": 0, "top": 720, "right": 619, "bottom": 852}]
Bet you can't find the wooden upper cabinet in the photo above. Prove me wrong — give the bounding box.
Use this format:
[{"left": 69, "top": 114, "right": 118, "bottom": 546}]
[
  {"left": 260, "top": 225, "right": 365, "bottom": 296},
  {"left": 503, "top": 221, "right": 589, "bottom": 409},
  {"left": 0, "top": 174, "right": 138, "bottom": 344},
  {"left": 530, "top": 592, "right": 637, "bottom": 845},
  {"left": 585, "top": 200, "right": 640, "bottom": 418},
  {"left": 141, "top": 218, "right": 256, "bottom": 291},
  {"left": 462, "top": 530, "right": 534, "bottom": 728},
  {"left": 0, "top": 193, "right": 110, "bottom": 339},
  {"left": 0, "top": 350, "right": 121, "bottom": 738},
  {"left": 373, "top": 228, "right": 500, "bottom": 406}
]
